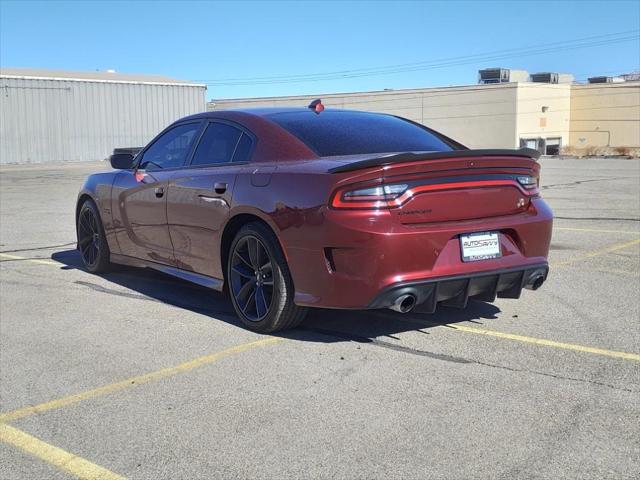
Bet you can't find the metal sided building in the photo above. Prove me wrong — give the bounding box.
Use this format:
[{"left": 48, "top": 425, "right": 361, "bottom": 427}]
[{"left": 0, "top": 68, "right": 207, "bottom": 164}]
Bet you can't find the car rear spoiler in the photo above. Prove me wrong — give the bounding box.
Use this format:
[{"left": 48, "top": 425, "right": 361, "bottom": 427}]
[{"left": 327, "top": 148, "right": 541, "bottom": 174}]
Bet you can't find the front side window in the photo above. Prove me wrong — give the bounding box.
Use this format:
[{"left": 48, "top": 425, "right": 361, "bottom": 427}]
[
  {"left": 139, "top": 123, "right": 201, "bottom": 171},
  {"left": 190, "top": 123, "right": 248, "bottom": 166}
]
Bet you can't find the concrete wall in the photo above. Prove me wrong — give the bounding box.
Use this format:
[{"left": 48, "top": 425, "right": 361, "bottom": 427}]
[
  {"left": 569, "top": 82, "right": 640, "bottom": 148},
  {"left": 516, "top": 83, "right": 572, "bottom": 149},
  {"left": 210, "top": 84, "right": 519, "bottom": 149},
  {"left": 0, "top": 77, "right": 206, "bottom": 164},
  {"left": 210, "top": 81, "right": 640, "bottom": 153}
]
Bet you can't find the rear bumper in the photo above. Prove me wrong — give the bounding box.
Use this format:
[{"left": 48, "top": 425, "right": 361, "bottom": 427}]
[
  {"left": 283, "top": 198, "right": 553, "bottom": 309},
  {"left": 367, "top": 263, "right": 549, "bottom": 313}
]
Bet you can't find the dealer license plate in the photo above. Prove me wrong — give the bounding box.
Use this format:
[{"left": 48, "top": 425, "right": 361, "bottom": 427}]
[{"left": 460, "top": 231, "right": 501, "bottom": 262}]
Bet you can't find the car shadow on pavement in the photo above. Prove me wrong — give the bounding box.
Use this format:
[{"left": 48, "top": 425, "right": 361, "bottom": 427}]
[{"left": 52, "top": 249, "right": 501, "bottom": 345}]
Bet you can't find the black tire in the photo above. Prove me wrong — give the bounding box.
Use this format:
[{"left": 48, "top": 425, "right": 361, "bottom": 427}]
[
  {"left": 77, "top": 199, "right": 111, "bottom": 273},
  {"left": 227, "top": 222, "right": 308, "bottom": 333}
]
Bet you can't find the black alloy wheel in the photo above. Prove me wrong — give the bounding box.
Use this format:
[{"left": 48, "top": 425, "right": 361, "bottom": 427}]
[
  {"left": 77, "top": 200, "right": 111, "bottom": 273},
  {"left": 229, "top": 235, "right": 274, "bottom": 322},
  {"left": 227, "top": 222, "right": 307, "bottom": 333}
]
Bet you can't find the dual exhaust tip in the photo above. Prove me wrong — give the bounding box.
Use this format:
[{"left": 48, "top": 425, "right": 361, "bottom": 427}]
[
  {"left": 390, "top": 294, "right": 417, "bottom": 313},
  {"left": 388, "top": 271, "right": 546, "bottom": 313},
  {"left": 524, "top": 271, "right": 546, "bottom": 291}
]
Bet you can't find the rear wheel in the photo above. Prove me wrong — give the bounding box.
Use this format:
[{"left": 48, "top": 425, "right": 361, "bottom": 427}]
[
  {"left": 77, "top": 199, "right": 111, "bottom": 273},
  {"left": 228, "top": 222, "right": 307, "bottom": 333}
]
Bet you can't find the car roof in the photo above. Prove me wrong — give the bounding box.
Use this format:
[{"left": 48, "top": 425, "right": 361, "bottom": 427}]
[
  {"left": 233, "top": 107, "right": 320, "bottom": 116},
  {"left": 178, "top": 107, "right": 378, "bottom": 122}
]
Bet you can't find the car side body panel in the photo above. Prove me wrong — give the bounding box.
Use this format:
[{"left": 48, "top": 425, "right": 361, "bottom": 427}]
[
  {"left": 168, "top": 165, "right": 238, "bottom": 278},
  {"left": 111, "top": 169, "right": 176, "bottom": 265}
]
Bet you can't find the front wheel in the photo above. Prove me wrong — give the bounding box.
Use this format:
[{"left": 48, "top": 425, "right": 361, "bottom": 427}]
[
  {"left": 227, "top": 222, "right": 307, "bottom": 333},
  {"left": 77, "top": 199, "right": 111, "bottom": 273}
]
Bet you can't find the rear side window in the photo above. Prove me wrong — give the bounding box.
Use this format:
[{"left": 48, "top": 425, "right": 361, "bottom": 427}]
[
  {"left": 190, "top": 123, "right": 247, "bottom": 166},
  {"left": 267, "top": 110, "right": 455, "bottom": 157},
  {"left": 232, "top": 133, "right": 253, "bottom": 163}
]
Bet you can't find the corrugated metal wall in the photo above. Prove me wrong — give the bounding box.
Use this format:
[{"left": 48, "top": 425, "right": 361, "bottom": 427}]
[{"left": 0, "top": 77, "right": 206, "bottom": 164}]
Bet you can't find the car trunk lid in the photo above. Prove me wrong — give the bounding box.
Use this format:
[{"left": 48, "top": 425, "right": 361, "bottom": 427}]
[{"left": 380, "top": 152, "right": 540, "bottom": 224}]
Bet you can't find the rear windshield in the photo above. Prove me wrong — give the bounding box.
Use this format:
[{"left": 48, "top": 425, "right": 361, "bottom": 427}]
[{"left": 267, "top": 110, "right": 456, "bottom": 157}]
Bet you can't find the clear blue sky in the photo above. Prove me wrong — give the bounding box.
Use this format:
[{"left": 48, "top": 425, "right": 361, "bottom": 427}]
[{"left": 1, "top": 0, "right": 638, "bottom": 100}]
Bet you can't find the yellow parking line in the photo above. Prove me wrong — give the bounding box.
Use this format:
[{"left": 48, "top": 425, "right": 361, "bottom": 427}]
[
  {"left": 446, "top": 324, "right": 640, "bottom": 361},
  {"left": 0, "top": 337, "right": 281, "bottom": 424},
  {"left": 588, "top": 267, "right": 640, "bottom": 278},
  {"left": 0, "top": 423, "right": 125, "bottom": 480},
  {"left": 0, "top": 253, "right": 58, "bottom": 266},
  {"left": 555, "top": 227, "right": 640, "bottom": 235},
  {"left": 553, "top": 238, "right": 640, "bottom": 267}
]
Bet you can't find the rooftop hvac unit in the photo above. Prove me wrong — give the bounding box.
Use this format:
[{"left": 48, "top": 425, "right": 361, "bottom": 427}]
[
  {"left": 620, "top": 71, "right": 640, "bottom": 81},
  {"left": 588, "top": 76, "right": 625, "bottom": 84},
  {"left": 528, "top": 72, "right": 575, "bottom": 84},
  {"left": 530, "top": 72, "right": 559, "bottom": 84},
  {"left": 478, "top": 68, "right": 529, "bottom": 84}
]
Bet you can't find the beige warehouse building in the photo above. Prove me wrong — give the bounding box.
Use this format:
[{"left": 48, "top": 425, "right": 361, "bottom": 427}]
[{"left": 208, "top": 69, "right": 640, "bottom": 155}]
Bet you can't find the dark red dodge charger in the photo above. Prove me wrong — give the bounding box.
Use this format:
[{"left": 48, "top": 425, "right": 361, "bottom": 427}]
[{"left": 77, "top": 105, "right": 553, "bottom": 332}]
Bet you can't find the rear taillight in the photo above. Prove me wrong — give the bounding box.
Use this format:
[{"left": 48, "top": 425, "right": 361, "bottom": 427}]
[
  {"left": 516, "top": 175, "right": 541, "bottom": 197},
  {"left": 516, "top": 175, "right": 538, "bottom": 190},
  {"left": 330, "top": 175, "right": 539, "bottom": 210},
  {"left": 331, "top": 183, "right": 408, "bottom": 209}
]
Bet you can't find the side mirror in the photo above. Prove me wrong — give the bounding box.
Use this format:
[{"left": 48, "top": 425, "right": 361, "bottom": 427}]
[{"left": 110, "top": 153, "right": 135, "bottom": 170}]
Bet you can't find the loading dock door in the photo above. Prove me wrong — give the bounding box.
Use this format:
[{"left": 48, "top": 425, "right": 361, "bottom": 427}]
[{"left": 545, "top": 138, "right": 561, "bottom": 155}]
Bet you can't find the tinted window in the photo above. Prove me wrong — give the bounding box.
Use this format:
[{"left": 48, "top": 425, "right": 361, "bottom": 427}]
[
  {"left": 139, "top": 123, "right": 201, "bottom": 170},
  {"left": 232, "top": 133, "right": 253, "bottom": 163},
  {"left": 191, "top": 123, "right": 244, "bottom": 166},
  {"left": 268, "top": 110, "right": 455, "bottom": 157}
]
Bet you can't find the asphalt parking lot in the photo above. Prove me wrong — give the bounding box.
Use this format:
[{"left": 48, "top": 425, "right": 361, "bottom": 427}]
[{"left": 0, "top": 157, "right": 639, "bottom": 480}]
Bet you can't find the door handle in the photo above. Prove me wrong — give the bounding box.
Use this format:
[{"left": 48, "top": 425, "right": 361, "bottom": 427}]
[
  {"left": 198, "top": 195, "right": 228, "bottom": 206},
  {"left": 214, "top": 182, "right": 227, "bottom": 194},
  {"left": 154, "top": 187, "right": 164, "bottom": 198}
]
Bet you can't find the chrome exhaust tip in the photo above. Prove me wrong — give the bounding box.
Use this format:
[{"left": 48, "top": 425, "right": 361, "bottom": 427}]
[
  {"left": 389, "top": 294, "right": 417, "bottom": 313},
  {"left": 525, "top": 272, "right": 545, "bottom": 291}
]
